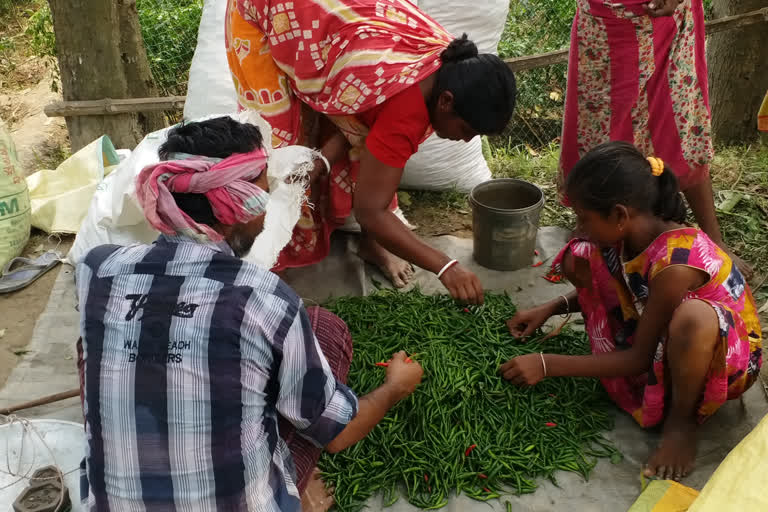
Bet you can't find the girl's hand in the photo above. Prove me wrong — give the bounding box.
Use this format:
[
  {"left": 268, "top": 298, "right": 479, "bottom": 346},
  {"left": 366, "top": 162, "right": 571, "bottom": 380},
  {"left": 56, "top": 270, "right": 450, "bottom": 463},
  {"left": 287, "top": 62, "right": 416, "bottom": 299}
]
[
  {"left": 506, "top": 303, "right": 557, "bottom": 338},
  {"left": 440, "top": 263, "right": 484, "bottom": 305},
  {"left": 644, "top": 0, "right": 681, "bottom": 17},
  {"left": 499, "top": 354, "right": 546, "bottom": 386}
]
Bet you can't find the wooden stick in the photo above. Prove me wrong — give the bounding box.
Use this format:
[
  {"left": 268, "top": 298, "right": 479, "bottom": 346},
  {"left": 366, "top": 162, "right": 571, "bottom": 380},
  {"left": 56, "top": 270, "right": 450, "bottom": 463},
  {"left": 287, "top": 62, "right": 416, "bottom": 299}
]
[
  {"left": 43, "top": 8, "right": 768, "bottom": 117},
  {"left": 505, "top": 48, "right": 569, "bottom": 73},
  {"left": 0, "top": 389, "right": 80, "bottom": 416},
  {"left": 44, "top": 96, "right": 186, "bottom": 117},
  {"left": 504, "top": 7, "right": 768, "bottom": 73},
  {"left": 705, "top": 6, "right": 768, "bottom": 35}
]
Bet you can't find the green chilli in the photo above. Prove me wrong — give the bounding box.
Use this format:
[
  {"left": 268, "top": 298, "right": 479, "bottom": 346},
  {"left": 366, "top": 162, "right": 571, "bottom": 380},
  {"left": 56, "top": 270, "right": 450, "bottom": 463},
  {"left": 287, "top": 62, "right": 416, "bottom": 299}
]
[{"left": 320, "top": 289, "right": 620, "bottom": 511}]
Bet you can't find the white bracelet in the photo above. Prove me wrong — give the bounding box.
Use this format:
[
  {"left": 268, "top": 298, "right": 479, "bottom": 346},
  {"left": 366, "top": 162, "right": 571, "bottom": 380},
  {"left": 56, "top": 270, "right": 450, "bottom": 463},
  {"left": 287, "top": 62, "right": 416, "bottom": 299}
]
[
  {"left": 316, "top": 154, "right": 331, "bottom": 174},
  {"left": 560, "top": 295, "right": 570, "bottom": 315},
  {"left": 539, "top": 352, "right": 547, "bottom": 377},
  {"left": 436, "top": 259, "right": 458, "bottom": 279}
]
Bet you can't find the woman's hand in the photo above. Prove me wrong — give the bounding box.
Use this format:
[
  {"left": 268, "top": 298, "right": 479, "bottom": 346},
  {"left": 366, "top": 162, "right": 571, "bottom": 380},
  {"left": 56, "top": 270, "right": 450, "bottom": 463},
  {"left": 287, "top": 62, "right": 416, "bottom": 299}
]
[
  {"left": 439, "top": 263, "right": 484, "bottom": 304},
  {"left": 499, "top": 353, "right": 546, "bottom": 386},
  {"left": 644, "top": 0, "right": 682, "bottom": 17},
  {"left": 506, "top": 303, "right": 558, "bottom": 338}
]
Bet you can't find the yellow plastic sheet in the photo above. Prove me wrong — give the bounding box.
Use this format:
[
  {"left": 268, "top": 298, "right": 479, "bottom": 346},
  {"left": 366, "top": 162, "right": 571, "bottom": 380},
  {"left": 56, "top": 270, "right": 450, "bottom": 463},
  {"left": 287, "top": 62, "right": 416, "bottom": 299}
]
[
  {"left": 688, "top": 412, "right": 768, "bottom": 512},
  {"left": 629, "top": 480, "right": 699, "bottom": 512},
  {"left": 25, "top": 136, "right": 119, "bottom": 234}
]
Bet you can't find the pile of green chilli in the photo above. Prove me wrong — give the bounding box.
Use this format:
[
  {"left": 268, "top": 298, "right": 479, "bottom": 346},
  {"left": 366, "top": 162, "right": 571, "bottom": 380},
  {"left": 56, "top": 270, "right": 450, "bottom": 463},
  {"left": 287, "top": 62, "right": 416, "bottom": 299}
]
[{"left": 320, "top": 290, "right": 620, "bottom": 511}]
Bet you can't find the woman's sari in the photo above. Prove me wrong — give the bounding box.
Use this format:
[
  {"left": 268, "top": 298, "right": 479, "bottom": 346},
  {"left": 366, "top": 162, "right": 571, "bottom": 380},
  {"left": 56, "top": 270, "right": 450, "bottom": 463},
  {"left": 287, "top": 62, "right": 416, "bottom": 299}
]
[
  {"left": 559, "top": 0, "right": 714, "bottom": 197},
  {"left": 226, "top": 0, "right": 452, "bottom": 269}
]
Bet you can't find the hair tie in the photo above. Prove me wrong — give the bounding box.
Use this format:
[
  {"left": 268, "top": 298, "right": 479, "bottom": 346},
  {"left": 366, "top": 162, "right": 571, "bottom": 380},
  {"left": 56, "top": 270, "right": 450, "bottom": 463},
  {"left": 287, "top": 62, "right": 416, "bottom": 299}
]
[{"left": 647, "top": 156, "right": 664, "bottom": 176}]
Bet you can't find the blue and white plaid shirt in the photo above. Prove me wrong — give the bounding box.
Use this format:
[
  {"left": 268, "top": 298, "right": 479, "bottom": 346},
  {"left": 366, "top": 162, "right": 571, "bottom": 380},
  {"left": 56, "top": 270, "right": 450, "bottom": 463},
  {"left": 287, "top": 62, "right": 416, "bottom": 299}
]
[{"left": 76, "top": 235, "right": 358, "bottom": 511}]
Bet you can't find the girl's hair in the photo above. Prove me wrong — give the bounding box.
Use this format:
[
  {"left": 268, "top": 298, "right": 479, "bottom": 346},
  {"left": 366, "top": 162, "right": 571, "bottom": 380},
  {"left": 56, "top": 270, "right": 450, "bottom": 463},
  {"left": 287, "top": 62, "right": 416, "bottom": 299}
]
[
  {"left": 565, "top": 141, "right": 687, "bottom": 223},
  {"left": 432, "top": 34, "right": 517, "bottom": 135},
  {"left": 158, "top": 116, "right": 264, "bottom": 160},
  {"left": 158, "top": 116, "right": 264, "bottom": 226}
]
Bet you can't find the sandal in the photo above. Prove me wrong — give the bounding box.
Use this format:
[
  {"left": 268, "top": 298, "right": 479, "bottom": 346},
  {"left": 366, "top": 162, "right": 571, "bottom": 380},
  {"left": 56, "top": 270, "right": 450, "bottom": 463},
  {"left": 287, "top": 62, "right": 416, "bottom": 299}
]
[{"left": 0, "top": 251, "right": 62, "bottom": 294}]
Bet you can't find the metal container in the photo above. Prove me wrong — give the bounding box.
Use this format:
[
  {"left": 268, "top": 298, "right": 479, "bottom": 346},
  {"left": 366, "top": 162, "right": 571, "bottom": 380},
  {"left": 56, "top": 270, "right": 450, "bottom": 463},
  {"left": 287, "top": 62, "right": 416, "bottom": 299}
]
[{"left": 470, "top": 178, "right": 544, "bottom": 271}]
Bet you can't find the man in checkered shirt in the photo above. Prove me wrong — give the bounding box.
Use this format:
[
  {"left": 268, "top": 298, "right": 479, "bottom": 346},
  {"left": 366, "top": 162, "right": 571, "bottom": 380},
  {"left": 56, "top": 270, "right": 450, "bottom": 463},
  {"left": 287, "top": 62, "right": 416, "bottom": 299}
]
[{"left": 76, "top": 117, "right": 423, "bottom": 511}]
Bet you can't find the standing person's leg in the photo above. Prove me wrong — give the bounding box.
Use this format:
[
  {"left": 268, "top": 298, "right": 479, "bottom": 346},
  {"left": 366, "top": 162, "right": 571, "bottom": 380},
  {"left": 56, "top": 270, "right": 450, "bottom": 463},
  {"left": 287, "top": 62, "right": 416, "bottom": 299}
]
[
  {"left": 683, "top": 175, "right": 753, "bottom": 279},
  {"left": 279, "top": 306, "right": 354, "bottom": 493},
  {"left": 644, "top": 299, "right": 720, "bottom": 481}
]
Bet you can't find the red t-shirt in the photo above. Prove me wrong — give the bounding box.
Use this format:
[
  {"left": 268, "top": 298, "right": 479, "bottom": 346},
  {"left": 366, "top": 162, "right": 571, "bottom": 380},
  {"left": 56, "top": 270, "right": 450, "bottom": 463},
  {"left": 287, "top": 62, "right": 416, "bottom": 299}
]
[{"left": 357, "top": 84, "right": 431, "bottom": 169}]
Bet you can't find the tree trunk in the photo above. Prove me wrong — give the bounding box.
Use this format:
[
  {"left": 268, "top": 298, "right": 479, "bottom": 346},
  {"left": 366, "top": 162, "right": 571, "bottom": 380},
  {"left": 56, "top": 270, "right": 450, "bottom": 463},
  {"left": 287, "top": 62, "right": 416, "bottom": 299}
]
[
  {"left": 48, "top": 0, "right": 165, "bottom": 151},
  {"left": 707, "top": 0, "right": 768, "bottom": 145}
]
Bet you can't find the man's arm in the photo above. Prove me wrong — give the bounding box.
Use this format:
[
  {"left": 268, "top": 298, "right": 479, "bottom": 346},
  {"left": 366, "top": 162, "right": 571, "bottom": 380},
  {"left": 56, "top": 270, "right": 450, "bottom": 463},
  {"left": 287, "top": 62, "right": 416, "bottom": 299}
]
[
  {"left": 326, "top": 351, "right": 421, "bottom": 453},
  {"left": 272, "top": 304, "right": 422, "bottom": 452}
]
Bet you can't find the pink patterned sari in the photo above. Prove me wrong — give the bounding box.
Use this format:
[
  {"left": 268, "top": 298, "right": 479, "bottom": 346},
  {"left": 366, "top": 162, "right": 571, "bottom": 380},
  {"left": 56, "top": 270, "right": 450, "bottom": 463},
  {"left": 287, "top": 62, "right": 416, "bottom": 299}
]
[{"left": 559, "top": 0, "right": 714, "bottom": 198}]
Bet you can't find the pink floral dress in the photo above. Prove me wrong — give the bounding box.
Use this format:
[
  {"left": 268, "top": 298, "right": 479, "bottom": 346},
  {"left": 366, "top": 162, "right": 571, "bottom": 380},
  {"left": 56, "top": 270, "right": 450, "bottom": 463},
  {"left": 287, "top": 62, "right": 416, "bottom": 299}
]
[{"left": 552, "top": 228, "right": 762, "bottom": 428}]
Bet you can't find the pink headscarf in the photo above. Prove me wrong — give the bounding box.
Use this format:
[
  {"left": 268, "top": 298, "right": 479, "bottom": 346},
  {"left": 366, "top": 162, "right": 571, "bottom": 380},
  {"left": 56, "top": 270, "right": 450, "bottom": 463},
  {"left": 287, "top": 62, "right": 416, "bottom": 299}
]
[{"left": 136, "top": 149, "right": 269, "bottom": 242}]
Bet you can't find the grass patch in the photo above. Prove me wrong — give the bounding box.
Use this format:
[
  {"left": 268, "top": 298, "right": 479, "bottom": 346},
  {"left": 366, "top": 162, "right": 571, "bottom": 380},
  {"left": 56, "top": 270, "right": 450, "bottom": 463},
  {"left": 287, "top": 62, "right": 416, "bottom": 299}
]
[
  {"left": 487, "top": 141, "right": 574, "bottom": 230},
  {"left": 708, "top": 144, "right": 768, "bottom": 299}
]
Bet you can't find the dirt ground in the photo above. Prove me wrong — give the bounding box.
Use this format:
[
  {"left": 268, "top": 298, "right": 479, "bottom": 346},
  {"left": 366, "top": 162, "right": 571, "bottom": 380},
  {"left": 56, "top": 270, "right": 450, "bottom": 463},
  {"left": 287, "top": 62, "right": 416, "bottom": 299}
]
[
  {"left": 0, "top": 234, "right": 74, "bottom": 388},
  {"left": 1, "top": 15, "right": 72, "bottom": 389}
]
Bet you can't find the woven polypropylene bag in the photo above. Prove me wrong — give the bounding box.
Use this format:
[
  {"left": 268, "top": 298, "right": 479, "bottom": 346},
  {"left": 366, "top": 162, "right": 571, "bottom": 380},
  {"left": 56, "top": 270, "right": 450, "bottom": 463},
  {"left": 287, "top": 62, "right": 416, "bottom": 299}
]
[{"left": 0, "top": 122, "right": 31, "bottom": 269}]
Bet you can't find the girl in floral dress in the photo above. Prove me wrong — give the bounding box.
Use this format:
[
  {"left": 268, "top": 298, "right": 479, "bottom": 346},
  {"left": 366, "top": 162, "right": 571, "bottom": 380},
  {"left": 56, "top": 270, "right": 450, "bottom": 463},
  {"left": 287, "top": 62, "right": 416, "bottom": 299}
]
[{"left": 503, "top": 142, "right": 762, "bottom": 481}]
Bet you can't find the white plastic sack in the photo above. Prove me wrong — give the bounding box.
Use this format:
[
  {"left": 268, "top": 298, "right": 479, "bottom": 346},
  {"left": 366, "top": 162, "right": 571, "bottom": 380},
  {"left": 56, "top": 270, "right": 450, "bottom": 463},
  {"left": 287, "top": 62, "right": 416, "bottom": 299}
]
[
  {"left": 400, "top": 0, "right": 510, "bottom": 192},
  {"left": 415, "top": 0, "right": 509, "bottom": 55},
  {"left": 183, "top": 0, "right": 238, "bottom": 121}
]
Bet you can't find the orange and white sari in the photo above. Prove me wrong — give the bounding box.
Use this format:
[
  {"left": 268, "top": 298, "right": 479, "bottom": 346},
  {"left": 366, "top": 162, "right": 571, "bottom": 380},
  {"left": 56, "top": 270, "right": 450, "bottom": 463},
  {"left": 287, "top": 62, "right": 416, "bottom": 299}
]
[{"left": 226, "top": 0, "right": 452, "bottom": 269}]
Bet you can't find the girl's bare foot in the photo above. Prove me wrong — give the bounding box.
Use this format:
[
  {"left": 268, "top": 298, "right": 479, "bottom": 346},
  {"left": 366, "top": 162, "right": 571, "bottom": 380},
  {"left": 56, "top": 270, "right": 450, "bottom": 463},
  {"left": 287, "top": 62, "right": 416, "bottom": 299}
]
[
  {"left": 643, "top": 419, "right": 697, "bottom": 481},
  {"left": 301, "top": 468, "right": 334, "bottom": 512},
  {"left": 358, "top": 236, "right": 414, "bottom": 288}
]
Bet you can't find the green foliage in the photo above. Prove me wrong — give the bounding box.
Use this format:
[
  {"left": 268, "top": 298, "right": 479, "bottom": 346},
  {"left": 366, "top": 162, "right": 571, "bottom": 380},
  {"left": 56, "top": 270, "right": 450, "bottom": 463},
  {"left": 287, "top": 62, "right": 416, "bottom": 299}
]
[
  {"left": 136, "top": 0, "right": 203, "bottom": 95},
  {"left": 25, "top": 2, "right": 55, "bottom": 57},
  {"left": 498, "top": 0, "right": 575, "bottom": 147},
  {"left": 23, "top": 0, "right": 202, "bottom": 95}
]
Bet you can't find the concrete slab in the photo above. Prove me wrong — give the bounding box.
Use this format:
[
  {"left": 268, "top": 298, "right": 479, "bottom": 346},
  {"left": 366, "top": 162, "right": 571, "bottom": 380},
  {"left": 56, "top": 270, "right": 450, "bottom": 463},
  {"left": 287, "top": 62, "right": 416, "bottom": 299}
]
[
  {"left": 0, "top": 265, "right": 81, "bottom": 423},
  {"left": 2, "top": 228, "right": 766, "bottom": 511}
]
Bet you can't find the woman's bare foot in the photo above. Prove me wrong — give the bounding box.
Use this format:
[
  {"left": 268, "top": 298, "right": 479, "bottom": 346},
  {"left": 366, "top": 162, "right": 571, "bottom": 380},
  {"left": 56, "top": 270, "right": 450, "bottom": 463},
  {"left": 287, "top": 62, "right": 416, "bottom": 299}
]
[
  {"left": 358, "top": 236, "right": 414, "bottom": 288},
  {"left": 301, "top": 468, "right": 334, "bottom": 512},
  {"left": 643, "top": 419, "right": 697, "bottom": 481}
]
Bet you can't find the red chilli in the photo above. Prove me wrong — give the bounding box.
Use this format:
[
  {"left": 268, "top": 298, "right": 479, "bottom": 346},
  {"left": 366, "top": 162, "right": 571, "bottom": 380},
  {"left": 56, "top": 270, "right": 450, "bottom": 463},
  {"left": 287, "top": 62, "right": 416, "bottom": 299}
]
[
  {"left": 375, "top": 362, "right": 389, "bottom": 367},
  {"left": 483, "top": 487, "right": 491, "bottom": 493},
  {"left": 424, "top": 474, "right": 429, "bottom": 483},
  {"left": 477, "top": 473, "right": 488, "bottom": 479},
  {"left": 531, "top": 261, "right": 544, "bottom": 268},
  {"left": 463, "top": 307, "right": 470, "bottom": 313},
  {"left": 545, "top": 422, "right": 557, "bottom": 427},
  {"left": 464, "top": 444, "right": 477, "bottom": 457}
]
